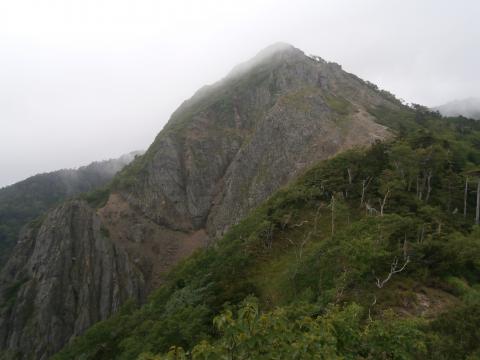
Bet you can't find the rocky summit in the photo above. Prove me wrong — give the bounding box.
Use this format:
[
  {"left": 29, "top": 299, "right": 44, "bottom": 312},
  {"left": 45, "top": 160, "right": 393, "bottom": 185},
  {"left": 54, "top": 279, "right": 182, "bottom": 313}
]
[{"left": 0, "top": 43, "right": 403, "bottom": 359}]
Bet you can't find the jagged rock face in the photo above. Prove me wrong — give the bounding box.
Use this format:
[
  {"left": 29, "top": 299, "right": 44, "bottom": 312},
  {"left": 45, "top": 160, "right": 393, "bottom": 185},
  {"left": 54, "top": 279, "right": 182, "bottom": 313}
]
[
  {"left": 121, "top": 44, "right": 395, "bottom": 236},
  {"left": 0, "top": 201, "right": 144, "bottom": 359},
  {"left": 0, "top": 150, "right": 142, "bottom": 267},
  {"left": 0, "top": 43, "right": 402, "bottom": 359}
]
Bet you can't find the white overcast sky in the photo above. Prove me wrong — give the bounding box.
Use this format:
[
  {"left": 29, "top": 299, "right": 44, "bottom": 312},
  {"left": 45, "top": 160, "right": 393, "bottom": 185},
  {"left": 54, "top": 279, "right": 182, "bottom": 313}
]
[{"left": 1, "top": 0, "right": 479, "bottom": 187}]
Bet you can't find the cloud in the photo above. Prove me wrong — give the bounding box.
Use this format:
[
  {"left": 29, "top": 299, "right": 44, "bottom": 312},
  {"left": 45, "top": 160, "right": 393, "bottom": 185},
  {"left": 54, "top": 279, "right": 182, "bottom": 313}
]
[{"left": 1, "top": 0, "right": 479, "bottom": 186}]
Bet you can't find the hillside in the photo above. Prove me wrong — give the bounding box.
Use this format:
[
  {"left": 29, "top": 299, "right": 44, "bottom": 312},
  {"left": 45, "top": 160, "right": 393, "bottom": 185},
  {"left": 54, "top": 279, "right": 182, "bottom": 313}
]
[
  {"left": 434, "top": 98, "right": 480, "bottom": 120},
  {"left": 0, "top": 151, "right": 141, "bottom": 266},
  {"left": 0, "top": 43, "right": 407, "bottom": 359},
  {"left": 55, "top": 108, "right": 480, "bottom": 359}
]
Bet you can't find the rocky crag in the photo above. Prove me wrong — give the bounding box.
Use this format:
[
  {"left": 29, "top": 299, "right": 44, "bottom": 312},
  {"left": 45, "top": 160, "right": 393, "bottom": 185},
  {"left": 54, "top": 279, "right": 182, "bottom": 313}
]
[
  {"left": 0, "top": 151, "right": 142, "bottom": 266},
  {"left": 0, "top": 43, "right": 403, "bottom": 359}
]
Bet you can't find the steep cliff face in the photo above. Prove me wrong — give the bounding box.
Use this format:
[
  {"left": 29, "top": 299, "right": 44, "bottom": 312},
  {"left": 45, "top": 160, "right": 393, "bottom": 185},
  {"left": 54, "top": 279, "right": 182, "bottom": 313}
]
[
  {"left": 0, "top": 151, "right": 142, "bottom": 266},
  {"left": 118, "top": 44, "right": 395, "bottom": 237},
  {"left": 0, "top": 43, "right": 404, "bottom": 359},
  {"left": 0, "top": 201, "right": 144, "bottom": 359}
]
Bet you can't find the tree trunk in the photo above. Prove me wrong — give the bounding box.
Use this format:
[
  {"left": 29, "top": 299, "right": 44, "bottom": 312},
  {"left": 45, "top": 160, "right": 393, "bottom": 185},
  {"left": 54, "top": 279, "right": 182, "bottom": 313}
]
[
  {"left": 361, "top": 180, "right": 366, "bottom": 207},
  {"left": 464, "top": 177, "right": 468, "bottom": 218},
  {"left": 425, "top": 171, "right": 432, "bottom": 203},
  {"left": 476, "top": 179, "right": 480, "bottom": 225},
  {"left": 419, "top": 174, "right": 427, "bottom": 201},
  {"left": 331, "top": 195, "right": 335, "bottom": 237},
  {"left": 416, "top": 176, "right": 420, "bottom": 198},
  {"left": 360, "top": 177, "right": 372, "bottom": 207},
  {"left": 380, "top": 189, "right": 390, "bottom": 216}
]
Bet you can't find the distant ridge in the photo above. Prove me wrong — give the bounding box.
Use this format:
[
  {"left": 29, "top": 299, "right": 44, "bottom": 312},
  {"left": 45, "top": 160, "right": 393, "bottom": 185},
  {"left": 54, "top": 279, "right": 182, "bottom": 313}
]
[
  {"left": 0, "top": 150, "right": 142, "bottom": 265},
  {"left": 434, "top": 97, "right": 480, "bottom": 120}
]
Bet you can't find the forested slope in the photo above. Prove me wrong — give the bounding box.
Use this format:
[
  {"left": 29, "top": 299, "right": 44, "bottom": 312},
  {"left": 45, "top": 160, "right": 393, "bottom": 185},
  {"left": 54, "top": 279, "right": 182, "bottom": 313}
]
[{"left": 55, "top": 107, "right": 480, "bottom": 359}]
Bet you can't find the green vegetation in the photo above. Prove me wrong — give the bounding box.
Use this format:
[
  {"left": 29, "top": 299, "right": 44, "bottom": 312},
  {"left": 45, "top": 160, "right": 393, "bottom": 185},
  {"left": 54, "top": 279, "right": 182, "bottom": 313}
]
[
  {"left": 279, "top": 87, "right": 319, "bottom": 113},
  {"left": 0, "top": 173, "right": 67, "bottom": 263},
  {"left": 81, "top": 186, "right": 111, "bottom": 208},
  {"left": 144, "top": 300, "right": 430, "bottom": 360},
  {"left": 323, "top": 93, "right": 352, "bottom": 115},
  {"left": 54, "top": 107, "right": 480, "bottom": 359},
  {"left": 0, "top": 161, "right": 123, "bottom": 265}
]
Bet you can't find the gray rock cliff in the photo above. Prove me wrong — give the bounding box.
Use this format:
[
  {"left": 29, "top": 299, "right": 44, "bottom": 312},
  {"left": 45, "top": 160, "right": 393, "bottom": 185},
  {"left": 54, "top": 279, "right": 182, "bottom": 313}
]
[
  {"left": 0, "top": 201, "right": 144, "bottom": 359},
  {"left": 0, "top": 43, "right": 404, "bottom": 359}
]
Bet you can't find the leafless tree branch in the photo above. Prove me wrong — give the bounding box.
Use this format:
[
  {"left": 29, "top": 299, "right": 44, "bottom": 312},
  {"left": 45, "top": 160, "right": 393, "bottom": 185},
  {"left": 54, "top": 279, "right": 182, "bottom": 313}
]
[{"left": 374, "top": 256, "right": 410, "bottom": 288}]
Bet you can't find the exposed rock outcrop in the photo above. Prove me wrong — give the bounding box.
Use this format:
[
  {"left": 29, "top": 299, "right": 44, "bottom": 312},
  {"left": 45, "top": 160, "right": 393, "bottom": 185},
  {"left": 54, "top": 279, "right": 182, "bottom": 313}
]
[
  {"left": 120, "top": 44, "right": 394, "bottom": 237},
  {"left": 0, "top": 43, "right": 403, "bottom": 359},
  {"left": 0, "top": 151, "right": 142, "bottom": 266},
  {"left": 0, "top": 201, "right": 144, "bottom": 359}
]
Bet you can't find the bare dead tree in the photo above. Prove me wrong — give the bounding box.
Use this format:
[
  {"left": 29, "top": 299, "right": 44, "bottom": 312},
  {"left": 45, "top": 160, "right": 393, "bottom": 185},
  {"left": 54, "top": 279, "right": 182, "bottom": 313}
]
[
  {"left": 287, "top": 231, "right": 311, "bottom": 263},
  {"left": 425, "top": 170, "right": 433, "bottom": 203},
  {"left": 368, "top": 295, "right": 377, "bottom": 321},
  {"left": 374, "top": 256, "right": 410, "bottom": 288},
  {"left": 418, "top": 224, "right": 425, "bottom": 243},
  {"left": 292, "top": 220, "right": 309, "bottom": 228},
  {"left": 360, "top": 177, "right": 373, "bottom": 207},
  {"left": 330, "top": 195, "right": 335, "bottom": 237},
  {"left": 314, "top": 203, "right": 322, "bottom": 234},
  {"left": 407, "top": 175, "right": 413, "bottom": 192},
  {"left": 376, "top": 223, "right": 383, "bottom": 244},
  {"left": 464, "top": 176, "right": 469, "bottom": 218},
  {"left": 477, "top": 178, "right": 480, "bottom": 225},
  {"left": 262, "top": 222, "right": 275, "bottom": 249},
  {"left": 287, "top": 232, "right": 312, "bottom": 289},
  {"left": 379, "top": 188, "right": 390, "bottom": 216},
  {"left": 334, "top": 267, "right": 349, "bottom": 304},
  {"left": 319, "top": 180, "right": 326, "bottom": 192},
  {"left": 345, "top": 168, "right": 353, "bottom": 198},
  {"left": 365, "top": 202, "right": 378, "bottom": 216},
  {"left": 416, "top": 176, "right": 420, "bottom": 199},
  {"left": 347, "top": 168, "right": 353, "bottom": 185},
  {"left": 392, "top": 160, "right": 405, "bottom": 183},
  {"left": 418, "top": 175, "right": 427, "bottom": 201},
  {"left": 465, "top": 170, "right": 480, "bottom": 224}
]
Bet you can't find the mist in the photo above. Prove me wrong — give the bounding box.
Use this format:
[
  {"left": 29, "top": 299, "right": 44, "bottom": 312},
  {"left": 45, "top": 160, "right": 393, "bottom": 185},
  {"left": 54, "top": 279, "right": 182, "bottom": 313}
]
[
  {"left": 1, "top": 0, "right": 479, "bottom": 187},
  {"left": 434, "top": 98, "right": 480, "bottom": 120}
]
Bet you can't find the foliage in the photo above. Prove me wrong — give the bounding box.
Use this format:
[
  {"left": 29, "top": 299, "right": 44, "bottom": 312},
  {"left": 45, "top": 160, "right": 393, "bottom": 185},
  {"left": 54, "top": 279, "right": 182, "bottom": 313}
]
[
  {"left": 54, "top": 106, "right": 480, "bottom": 359},
  {"left": 0, "top": 160, "right": 125, "bottom": 265},
  {"left": 148, "top": 298, "right": 427, "bottom": 360},
  {"left": 81, "top": 186, "right": 111, "bottom": 208}
]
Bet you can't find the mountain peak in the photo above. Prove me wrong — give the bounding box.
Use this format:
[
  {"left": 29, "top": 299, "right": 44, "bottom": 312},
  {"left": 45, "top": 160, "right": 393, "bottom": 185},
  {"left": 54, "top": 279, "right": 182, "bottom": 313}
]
[
  {"left": 254, "top": 42, "right": 297, "bottom": 57},
  {"left": 227, "top": 42, "right": 304, "bottom": 78},
  {"left": 0, "top": 41, "right": 402, "bottom": 359}
]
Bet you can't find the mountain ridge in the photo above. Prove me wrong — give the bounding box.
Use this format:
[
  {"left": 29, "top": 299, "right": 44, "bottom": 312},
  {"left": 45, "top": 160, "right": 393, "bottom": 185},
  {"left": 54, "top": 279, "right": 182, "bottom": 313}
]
[
  {"left": 0, "top": 151, "right": 142, "bottom": 266},
  {"left": 0, "top": 43, "right": 407, "bottom": 359},
  {"left": 434, "top": 97, "right": 480, "bottom": 120},
  {"left": 55, "top": 107, "right": 480, "bottom": 360}
]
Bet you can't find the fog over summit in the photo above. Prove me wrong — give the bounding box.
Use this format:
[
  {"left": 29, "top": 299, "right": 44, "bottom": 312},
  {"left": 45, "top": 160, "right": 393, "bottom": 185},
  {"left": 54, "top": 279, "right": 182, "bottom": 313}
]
[
  {"left": 434, "top": 98, "right": 480, "bottom": 120},
  {"left": 1, "top": 0, "right": 479, "bottom": 187},
  {"left": 1, "top": 3, "right": 480, "bottom": 359}
]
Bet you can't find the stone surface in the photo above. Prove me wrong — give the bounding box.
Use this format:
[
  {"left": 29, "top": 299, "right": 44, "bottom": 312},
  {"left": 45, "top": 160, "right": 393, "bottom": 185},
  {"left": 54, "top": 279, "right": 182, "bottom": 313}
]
[
  {"left": 121, "top": 44, "right": 395, "bottom": 237},
  {"left": 0, "top": 201, "right": 144, "bottom": 359},
  {"left": 0, "top": 43, "right": 402, "bottom": 359},
  {"left": 0, "top": 151, "right": 142, "bottom": 266}
]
